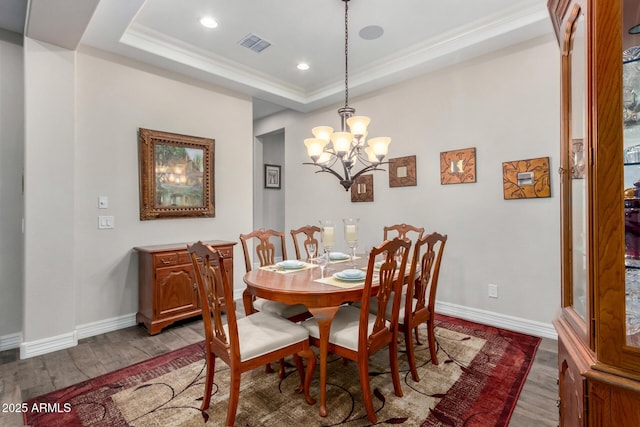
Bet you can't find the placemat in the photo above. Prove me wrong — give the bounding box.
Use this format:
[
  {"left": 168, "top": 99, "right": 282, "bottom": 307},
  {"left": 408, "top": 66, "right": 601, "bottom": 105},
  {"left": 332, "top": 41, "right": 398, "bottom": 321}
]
[
  {"left": 328, "top": 255, "right": 361, "bottom": 264},
  {"left": 259, "top": 262, "right": 317, "bottom": 274},
  {"left": 314, "top": 275, "right": 365, "bottom": 288}
]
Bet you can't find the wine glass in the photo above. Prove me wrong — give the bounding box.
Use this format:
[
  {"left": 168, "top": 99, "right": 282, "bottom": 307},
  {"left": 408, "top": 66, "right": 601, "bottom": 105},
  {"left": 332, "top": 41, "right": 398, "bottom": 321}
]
[
  {"left": 316, "top": 252, "right": 329, "bottom": 278},
  {"left": 307, "top": 242, "right": 317, "bottom": 263}
]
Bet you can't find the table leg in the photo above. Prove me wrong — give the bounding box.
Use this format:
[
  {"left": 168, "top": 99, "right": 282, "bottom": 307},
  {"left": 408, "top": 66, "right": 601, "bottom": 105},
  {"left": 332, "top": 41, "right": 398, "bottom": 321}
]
[{"left": 307, "top": 306, "right": 340, "bottom": 417}]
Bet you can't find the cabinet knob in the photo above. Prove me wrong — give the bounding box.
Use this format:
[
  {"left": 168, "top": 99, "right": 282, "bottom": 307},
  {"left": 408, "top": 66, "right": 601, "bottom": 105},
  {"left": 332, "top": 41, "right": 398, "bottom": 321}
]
[
  {"left": 161, "top": 257, "right": 173, "bottom": 265},
  {"left": 558, "top": 167, "right": 565, "bottom": 175},
  {"left": 193, "top": 282, "right": 197, "bottom": 290}
]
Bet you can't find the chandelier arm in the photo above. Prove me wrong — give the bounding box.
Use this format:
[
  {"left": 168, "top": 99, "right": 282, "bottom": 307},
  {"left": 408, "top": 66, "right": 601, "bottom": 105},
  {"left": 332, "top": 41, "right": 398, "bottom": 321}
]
[
  {"left": 349, "top": 163, "right": 388, "bottom": 183},
  {"left": 302, "top": 162, "right": 346, "bottom": 181}
]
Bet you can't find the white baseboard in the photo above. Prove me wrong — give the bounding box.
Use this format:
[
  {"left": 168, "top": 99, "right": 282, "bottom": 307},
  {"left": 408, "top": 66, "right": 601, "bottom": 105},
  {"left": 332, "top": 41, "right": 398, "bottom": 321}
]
[
  {"left": 20, "top": 331, "right": 77, "bottom": 359},
  {"left": 75, "top": 313, "right": 137, "bottom": 340},
  {"left": 18, "top": 313, "right": 137, "bottom": 359},
  {"left": 0, "top": 332, "right": 22, "bottom": 352},
  {"left": 436, "top": 300, "right": 558, "bottom": 340},
  {"left": 12, "top": 303, "right": 557, "bottom": 359}
]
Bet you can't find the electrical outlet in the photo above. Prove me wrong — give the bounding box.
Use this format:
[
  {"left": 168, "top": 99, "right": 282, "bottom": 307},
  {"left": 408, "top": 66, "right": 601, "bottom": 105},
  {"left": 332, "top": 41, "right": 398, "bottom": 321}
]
[{"left": 488, "top": 284, "right": 498, "bottom": 298}]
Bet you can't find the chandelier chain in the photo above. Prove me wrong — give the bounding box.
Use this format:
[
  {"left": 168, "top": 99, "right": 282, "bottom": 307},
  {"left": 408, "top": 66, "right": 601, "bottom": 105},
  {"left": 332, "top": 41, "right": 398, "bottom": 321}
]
[{"left": 344, "top": 0, "right": 349, "bottom": 108}]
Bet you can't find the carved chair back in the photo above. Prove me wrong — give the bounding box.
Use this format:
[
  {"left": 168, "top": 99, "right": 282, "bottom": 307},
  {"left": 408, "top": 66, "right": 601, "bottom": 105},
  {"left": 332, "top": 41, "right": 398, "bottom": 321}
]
[
  {"left": 407, "top": 232, "right": 447, "bottom": 323},
  {"left": 359, "top": 237, "right": 411, "bottom": 352},
  {"left": 239, "top": 228, "right": 288, "bottom": 272},
  {"left": 403, "top": 232, "right": 448, "bottom": 379},
  {"left": 188, "top": 241, "right": 237, "bottom": 365},
  {"left": 383, "top": 223, "right": 425, "bottom": 243},
  {"left": 290, "top": 225, "right": 321, "bottom": 261}
]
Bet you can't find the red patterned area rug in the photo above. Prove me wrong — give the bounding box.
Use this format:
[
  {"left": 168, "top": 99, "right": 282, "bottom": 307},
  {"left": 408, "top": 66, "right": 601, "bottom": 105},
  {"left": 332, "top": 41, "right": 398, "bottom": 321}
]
[{"left": 24, "top": 315, "right": 540, "bottom": 426}]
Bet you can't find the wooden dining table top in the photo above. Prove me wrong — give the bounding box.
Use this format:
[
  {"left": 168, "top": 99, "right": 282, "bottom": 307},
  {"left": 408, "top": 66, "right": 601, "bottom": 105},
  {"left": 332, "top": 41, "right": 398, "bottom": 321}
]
[{"left": 242, "top": 256, "right": 375, "bottom": 307}]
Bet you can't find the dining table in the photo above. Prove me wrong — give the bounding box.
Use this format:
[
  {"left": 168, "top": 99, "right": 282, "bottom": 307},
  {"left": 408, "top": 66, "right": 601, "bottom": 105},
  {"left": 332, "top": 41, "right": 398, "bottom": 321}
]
[{"left": 242, "top": 254, "right": 376, "bottom": 417}]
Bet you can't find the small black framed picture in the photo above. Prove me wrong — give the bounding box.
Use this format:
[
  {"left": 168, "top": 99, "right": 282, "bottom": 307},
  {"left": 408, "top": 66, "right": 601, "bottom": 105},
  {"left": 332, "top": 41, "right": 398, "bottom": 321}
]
[{"left": 264, "top": 164, "right": 281, "bottom": 189}]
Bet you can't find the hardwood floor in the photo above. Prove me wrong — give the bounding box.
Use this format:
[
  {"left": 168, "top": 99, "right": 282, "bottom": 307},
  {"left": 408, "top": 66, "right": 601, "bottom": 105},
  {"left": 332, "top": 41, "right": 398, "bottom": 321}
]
[{"left": 0, "top": 313, "right": 559, "bottom": 426}]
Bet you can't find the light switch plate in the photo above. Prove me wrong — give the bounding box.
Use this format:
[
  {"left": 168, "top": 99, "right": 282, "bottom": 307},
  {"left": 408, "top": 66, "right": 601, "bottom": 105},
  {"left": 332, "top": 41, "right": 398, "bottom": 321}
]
[
  {"left": 98, "top": 196, "right": 109, "bottom": 209},
  {"left": 98, "top": 215, "right": 114, "bottom": 229}
]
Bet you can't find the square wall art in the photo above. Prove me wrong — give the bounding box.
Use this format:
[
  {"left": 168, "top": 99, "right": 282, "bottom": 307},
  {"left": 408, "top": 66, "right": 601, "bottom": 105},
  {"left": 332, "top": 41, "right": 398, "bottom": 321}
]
[
  {"left": 389, "top": 155, "right": 417, "bottom": 187},
  {"left": 502, "top": 156, "right": 550, "bottom": 199},
  {"left": 440, "top": 147, "right": 476, "bottom": 184}
]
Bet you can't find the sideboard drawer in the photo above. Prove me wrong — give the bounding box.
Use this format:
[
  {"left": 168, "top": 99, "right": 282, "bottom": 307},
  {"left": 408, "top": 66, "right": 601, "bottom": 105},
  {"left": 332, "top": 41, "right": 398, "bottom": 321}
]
[
  {"left": 177, "top": 252, "right": 192, "bottom": 265},
  {"left": 217, "top": 246, "right": 233, "bottom": 258},
  {"left": 154, "top": 252, "right": 179, "bottom": 267}
]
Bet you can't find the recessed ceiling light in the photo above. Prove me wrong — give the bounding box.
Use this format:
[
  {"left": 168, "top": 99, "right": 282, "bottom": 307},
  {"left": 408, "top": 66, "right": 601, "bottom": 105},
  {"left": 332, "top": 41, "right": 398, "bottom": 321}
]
[
  {"left": 297, "top": 63, "right": 310, "bottom": 71},
  {"left": 200, "top": 16, "right": 218, "bottom": 29},
  {"left": 359, "top": 25, "right": 384, "bottom": 40}
]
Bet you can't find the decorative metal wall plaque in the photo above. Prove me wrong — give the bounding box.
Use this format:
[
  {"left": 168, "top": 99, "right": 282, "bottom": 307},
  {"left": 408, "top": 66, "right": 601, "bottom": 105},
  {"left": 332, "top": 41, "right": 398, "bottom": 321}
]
[
  {"left": 350, "top": 174, "right": 374, "bottom": 202},
  {"left": 502, "top": 156, "right": 551, "bottom": 199},
  {"left": 440, "top": 147, "right": 476, "bottom": 184},
  {"left": 389, "top": 155, "right": 417, "bottom": 187}
]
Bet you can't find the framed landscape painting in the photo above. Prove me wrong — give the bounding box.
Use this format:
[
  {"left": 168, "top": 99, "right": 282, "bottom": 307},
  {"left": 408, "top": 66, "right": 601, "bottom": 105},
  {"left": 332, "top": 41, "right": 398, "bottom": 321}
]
[{"left": 138, "top": 128, "right": 215, "bottom": 220}]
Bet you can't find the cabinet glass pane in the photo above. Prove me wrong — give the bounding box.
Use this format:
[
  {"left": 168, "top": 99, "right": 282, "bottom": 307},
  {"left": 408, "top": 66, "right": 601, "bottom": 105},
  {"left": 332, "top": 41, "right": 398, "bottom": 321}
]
[
  {"left": 571, "top": 14, "right": 588, "bottom": 321},
  {"left": 624, "top": 48, "right": 640, "bottom": 347}
]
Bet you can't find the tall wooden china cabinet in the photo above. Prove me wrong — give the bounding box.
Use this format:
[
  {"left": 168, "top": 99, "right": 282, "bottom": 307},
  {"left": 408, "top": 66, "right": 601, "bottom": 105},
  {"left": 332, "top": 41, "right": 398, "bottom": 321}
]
[{"left": 549, "top": 0, "right": 640, "bottom": 424}]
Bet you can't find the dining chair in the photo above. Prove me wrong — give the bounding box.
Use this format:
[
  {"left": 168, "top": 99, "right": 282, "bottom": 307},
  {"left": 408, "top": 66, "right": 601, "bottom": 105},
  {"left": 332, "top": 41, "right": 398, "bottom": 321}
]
[
  {"left": 402, "top": 232, "right": 447, "bottom": 381},
  {"left": 301, "top": 237, "right": 411, "bottom": 423},
  {"left": 290, "top": 225, "right": 321, "bottom": 261},
  {"left": 239, "top": 228, "right": 311, "bottom": 376},
  {"left": 239, "top": 228, "right": 309, "bottom": 321},
  {"left": 371, "top": 232, "right": 448, "bottom": 382},
  {"left": 188, "top": 241, "right": 316, "bottom": 426}
]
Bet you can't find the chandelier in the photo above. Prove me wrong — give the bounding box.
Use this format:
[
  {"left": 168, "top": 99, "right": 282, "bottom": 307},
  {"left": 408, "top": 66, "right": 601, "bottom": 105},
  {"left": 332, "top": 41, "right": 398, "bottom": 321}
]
[{"left": 303, "top": 0, "right": 391, "bottom": 191}]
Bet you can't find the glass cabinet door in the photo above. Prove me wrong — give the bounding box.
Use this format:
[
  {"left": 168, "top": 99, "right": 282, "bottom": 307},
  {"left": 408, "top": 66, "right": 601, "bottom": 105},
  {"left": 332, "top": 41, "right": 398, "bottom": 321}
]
[
  {"left": 623, "top": 1, "right": 640, "bottom": 348},
  {"left": 569, "top": 9, "right": 588, "bottom": 323},
  {"left": 559, "top": 2, "right": 590, "bottom": 339}
]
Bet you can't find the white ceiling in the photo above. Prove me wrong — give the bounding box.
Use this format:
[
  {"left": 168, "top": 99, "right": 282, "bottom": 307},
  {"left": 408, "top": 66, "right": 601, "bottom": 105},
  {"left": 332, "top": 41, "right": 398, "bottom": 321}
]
[{"left": 4, "top": 0, "right": 552, "bottom": 119}]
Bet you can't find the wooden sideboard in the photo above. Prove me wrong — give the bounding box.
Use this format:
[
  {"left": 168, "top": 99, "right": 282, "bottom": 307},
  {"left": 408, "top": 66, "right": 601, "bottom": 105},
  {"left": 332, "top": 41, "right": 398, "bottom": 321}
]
[{"left": 134, "top": 240, "right": 236, "bottom": 335}]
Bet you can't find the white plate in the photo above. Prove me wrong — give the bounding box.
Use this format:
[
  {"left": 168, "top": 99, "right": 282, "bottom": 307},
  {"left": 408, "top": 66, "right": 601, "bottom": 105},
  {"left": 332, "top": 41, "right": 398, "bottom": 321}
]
[
  {"left": 329, "top": 252, "right": 349, "bottom": 260},
  {"left": 340, "top": 269, "right": 364, "bottom": 277},
  {"left": 333, "top": 271, "right": 366, "bottom": 281},
  {"left": 277, "top": 260, "right": 305, "bottom": 269}
]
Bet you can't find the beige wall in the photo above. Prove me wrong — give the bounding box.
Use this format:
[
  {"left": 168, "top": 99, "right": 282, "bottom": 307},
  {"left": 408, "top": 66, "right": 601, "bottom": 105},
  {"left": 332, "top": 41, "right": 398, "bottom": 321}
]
[
  {"left": 255, "top": 35, "right": 561, "bottom": 329},
  {"left": 5, "top": 31, "right": 560, "bottom": 356},
  {"left": 19, "top": 43, "right": 253, "bottom": 355},
  {"left": 0, "top": 31, "right": 24, "bottom": 346}
]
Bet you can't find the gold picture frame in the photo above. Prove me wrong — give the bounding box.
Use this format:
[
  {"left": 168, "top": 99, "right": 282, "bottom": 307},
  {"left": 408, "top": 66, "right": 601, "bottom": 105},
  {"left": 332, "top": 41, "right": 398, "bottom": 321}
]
[
  {"left": 389, "top": 155, "right": 417, "bottom": 187},
  {"left": 350, "top": 174, "right": 374, "bottom": 202},
  {"left": 502, "top": 156, "right": 550, "bottom": 199},
  {"left": 440, "top": 147, "right": 476, "bottom": 184},
  {"left": 138, "top": 128, "right": 215, "bottom": 220}
]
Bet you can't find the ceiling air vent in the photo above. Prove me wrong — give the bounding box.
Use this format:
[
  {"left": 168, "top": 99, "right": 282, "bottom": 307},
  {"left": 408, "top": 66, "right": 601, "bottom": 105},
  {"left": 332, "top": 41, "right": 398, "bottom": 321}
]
[{"left": 238, "top": 33, "right": 271, "bottom": 53}]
